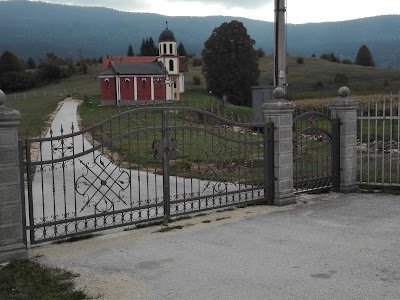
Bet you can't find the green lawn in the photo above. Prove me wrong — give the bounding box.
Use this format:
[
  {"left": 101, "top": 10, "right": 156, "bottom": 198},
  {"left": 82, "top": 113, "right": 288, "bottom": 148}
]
[{"left": 0, "top": 259, "right": 87, "bottom": 299}]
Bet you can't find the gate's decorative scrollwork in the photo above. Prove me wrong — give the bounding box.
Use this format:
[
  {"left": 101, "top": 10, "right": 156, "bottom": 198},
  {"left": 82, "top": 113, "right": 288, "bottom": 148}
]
[
  {"left": 200, "top": 143, "right": 239, "bottom": 193},
  {"left": 75, "top": 154, "right": 131, "bottom": 213}
]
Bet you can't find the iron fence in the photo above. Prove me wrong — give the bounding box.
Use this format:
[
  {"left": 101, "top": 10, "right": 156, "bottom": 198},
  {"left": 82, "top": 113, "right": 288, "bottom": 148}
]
[
  {"left": 358, "top": 92, "right": 400, "bottom": 188},
  {"left": 22, "top": 105, "right": 274, "bottom": 244},
  {"left": 8, "top": 84, "right": 99, "bottom": 101}
]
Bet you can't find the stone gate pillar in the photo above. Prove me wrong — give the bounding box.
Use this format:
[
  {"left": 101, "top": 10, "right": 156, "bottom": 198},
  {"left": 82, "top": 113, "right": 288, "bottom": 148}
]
[
  {"left": 262, "top": 87, "right": 296, "bottom": 206},
  {"left": 329, "top": 87, "right": 359, "bottom": 192},
  {"left": 0, "top": 90, "right": 27, "bottom": 263}
]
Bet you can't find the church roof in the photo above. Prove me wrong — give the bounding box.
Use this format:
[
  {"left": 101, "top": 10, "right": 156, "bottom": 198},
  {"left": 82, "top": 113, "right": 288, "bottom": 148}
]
[
  {"left": 101, "top": 61, "right": 168, "bottom": 76},
  {"left": 159, "top": 28, "right": 176, "bottom": 42},
  {"left": 102, "top": 56, "right": 157, "bottom": 71}
]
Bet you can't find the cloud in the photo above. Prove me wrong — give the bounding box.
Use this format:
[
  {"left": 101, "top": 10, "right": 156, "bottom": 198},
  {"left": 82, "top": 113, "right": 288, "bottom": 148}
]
[
  {"left": 190, "top": 0, "right": 273, "bottom": 9},
  {"left": 40, "top": 0, "right": 274, "bottom": 11},
  {"left": 41, "top": 0, "right": 149, "bottom": 11}
]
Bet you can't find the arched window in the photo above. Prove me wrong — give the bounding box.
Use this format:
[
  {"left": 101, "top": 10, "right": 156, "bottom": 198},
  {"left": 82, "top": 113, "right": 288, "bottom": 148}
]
[
  {"left": 156, "top": 77, "right": 162, "bottom": 88},
  {"left": 159, "top": 45, "right": 162, "bottom": 55},
  {"left": 104, "top": 78, "right": 110, "bottom": 89},
  {"left": 169, "top": 44, "right": 173, "bottom": 54},
  {"left": 163, "top": 44, "right": 167, "bottom": 54},
  {"left": 125, "top": 78, "right": 130, "bottom": 89},
  {"left": 142, "top": 78, "right": 147, "bottom": 88},
  {"left": 169, "top": 60, "right": 174, "bottom": 72}
]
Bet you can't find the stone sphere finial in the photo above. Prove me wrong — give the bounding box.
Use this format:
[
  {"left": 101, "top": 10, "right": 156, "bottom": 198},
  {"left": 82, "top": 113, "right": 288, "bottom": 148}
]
[
  {"left": 273, "top": 87, "right": 286, "bottom": 99},
  {"left": 338, "top": 86, "right": 350, "bottom": 98},
  {"left": 0, "top": 89, "right": 5, "bottom": 106}
]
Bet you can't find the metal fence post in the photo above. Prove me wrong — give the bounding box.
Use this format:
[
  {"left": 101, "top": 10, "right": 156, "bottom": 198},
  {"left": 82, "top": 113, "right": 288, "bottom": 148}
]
[
  {"left": 329, "top": 87, "right": 360, "bottom": 192},
  {"left": 0, "top": 90, "right": 27, "bottom": 263},
  {"left": 262, "top": 87, "right": 296, "bottom": 206}
]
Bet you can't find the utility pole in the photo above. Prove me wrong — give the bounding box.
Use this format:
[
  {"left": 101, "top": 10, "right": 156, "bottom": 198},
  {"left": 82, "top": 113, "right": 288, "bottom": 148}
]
[{"left": 274, "top": 0, "right": 287, "bottom": 89}]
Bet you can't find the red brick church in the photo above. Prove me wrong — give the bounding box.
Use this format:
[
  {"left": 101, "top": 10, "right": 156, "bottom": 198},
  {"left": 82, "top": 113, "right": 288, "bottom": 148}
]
[{"left": 99, "top": 26, "right": 188, "bottom": 106}]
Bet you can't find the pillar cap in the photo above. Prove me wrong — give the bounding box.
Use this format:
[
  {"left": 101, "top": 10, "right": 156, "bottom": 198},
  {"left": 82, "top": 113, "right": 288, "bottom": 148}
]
[
  {"left": 0, "top": 89, "right": 5, "bottom": 106},
  {"left": 338, "top": 86, "right": 350, "bottom": 97},
  {"left": 273, "top": 87, "right": 286, "bottom": 99},
  {"left": 0, "top": 89, "right": 21, "bottom": 120},
  {"left": 330, "top": 86, "right": 359, "bottom": 109}
]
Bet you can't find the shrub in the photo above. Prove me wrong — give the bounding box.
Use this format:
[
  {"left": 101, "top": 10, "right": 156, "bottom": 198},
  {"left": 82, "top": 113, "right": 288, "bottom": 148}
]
[
  {"left": 0, "top": 71, "right": 37, "bottom": 92},
  {"left": 192, "top": 75, "right": 201, "bottom": 86},
  {"left": 256, "top": 48, "right": 265, "bottom": 58},
  {"left": 341, "top": 59, "right": 353, "bottom": 64},
  {"left": 334, "top": 73, "right": 349, "bottom": 85},
  {"left": 83, "top": 94, "right": 90, "bottom": 106},
  {"left": 192, "top": 58, "right": 202, "bottom": 66},
  {"left": 296, "top": 57, "right": 304, "bottom": 64}
]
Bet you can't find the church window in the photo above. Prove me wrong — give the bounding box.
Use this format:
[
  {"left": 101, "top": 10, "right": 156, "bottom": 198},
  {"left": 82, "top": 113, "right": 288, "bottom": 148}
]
[
  {"left": 125, "top": 78, "right": 130, "bottom": 89},
  {"left": 169, "top": 60, "right": 174, "bottom": 72},
  {"left": 142, "top": 78, "right": 147, "bottom": 88},
  {"left": 163, "top": 44, "right": 167, "bottom": 54},
  {"left": 104, "top": 78, "right": 110, "bottom": 89},
  {"left": 156, "top": 77, "right": 162, "bottom": 88},
  {"left": 169, "top": 44, "right": 173, "bottom": 54}
]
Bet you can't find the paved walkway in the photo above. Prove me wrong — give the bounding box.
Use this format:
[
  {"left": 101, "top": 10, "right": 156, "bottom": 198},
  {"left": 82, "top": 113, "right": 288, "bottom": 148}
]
[{"left": 32, "top": 192, "right": 400, "bottom": 300}]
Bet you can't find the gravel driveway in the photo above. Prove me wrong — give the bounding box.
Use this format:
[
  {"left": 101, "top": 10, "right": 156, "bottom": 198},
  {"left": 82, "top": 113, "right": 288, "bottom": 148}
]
[{"left": 32, "top": 192, "right": 400, "bottom": 300}]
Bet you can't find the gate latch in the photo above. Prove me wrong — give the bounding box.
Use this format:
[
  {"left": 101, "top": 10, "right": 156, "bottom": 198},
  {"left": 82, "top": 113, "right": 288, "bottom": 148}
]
[{"left": 153, "top": 139, "right": 178, "bottom": 160}]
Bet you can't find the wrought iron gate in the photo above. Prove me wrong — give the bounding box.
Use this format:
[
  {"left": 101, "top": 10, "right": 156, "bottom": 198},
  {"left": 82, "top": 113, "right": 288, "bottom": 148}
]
[
  {"left": 22, "top": 106, "right": 274, "bottom": 244},
  {"left": 293, "top": 111, "right": 340, "bottom": 193}
]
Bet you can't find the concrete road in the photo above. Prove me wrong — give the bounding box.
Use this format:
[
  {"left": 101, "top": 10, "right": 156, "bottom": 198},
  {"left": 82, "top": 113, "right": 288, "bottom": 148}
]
[{"left": 32, "top": 192, "right": 400, "bottom": 300}]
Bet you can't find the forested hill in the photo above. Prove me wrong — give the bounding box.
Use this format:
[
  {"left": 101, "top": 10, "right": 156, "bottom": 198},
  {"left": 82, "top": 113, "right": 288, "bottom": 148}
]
[{"left": 0, "top": 1, "right": 399, "bottom": 67}]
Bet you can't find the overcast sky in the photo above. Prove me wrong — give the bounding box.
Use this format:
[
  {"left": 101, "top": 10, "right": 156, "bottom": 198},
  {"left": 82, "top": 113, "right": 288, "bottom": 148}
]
[{"left": 38, "top": 0, "right": 399, "bottom": 24}]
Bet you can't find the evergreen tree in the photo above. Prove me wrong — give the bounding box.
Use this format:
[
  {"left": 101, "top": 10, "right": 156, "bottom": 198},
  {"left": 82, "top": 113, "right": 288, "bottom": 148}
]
[
  {"left": 139, "top": 37, "right": 158, "bottom": 56},
  {"left": 0, "top": 50, "right": 24, "bottom": 75},
  {"left": 201, "top": 20, "right": 260, "bottom": 106},
  {"left": 27, "top": 57, "right": 36, "bottom": 69},
  {"left": 177, "top": 41, "right": 187, "bottom": 56},
  {"left": 127, "top": 44, "right": 134, "bottom": 57},
  {"left": 355, "top": 44, "right": 375, "bottom": 67}
]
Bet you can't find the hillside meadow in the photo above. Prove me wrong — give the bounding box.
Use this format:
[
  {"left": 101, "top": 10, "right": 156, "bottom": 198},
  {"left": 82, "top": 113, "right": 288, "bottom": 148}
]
[{"left": 4, "top": 56, "right": 400, "bottom": 138}]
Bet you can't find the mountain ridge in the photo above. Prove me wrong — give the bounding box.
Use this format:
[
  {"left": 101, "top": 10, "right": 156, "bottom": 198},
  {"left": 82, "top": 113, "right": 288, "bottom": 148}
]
[{"left": 0, "top": 1, "right": 399, "bottom": 67}]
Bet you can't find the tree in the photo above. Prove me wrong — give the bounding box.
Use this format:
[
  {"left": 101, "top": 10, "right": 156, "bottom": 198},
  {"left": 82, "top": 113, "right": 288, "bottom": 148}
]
[
  {"left": 0, "top": 71, "right": 36, "bottom": 92},
  {"left": 201, "top": 20, "right": 260, "bottom": 106},
  {"left": 177, "top": 41, "right": 187, "bottom": 56},
  {"left": 78, "top": 59, "right": 88, "bottom": 74},
  {"left": 27, "top": 57, "right": 36, "bottom": 69},
  {"left": 320, "top": 52, "right": 339, "bottom": 63},
  {"left": 0, "top": 50, "right": 24, "bottom": 75},
  {"left": 127, "top": 44, "right": 134, "bottom": 57},
  {"left": 139, "top": 37, "right": 158, "bottom": 56},
  {"left": 296, "top": 57, "right": 304, "bottom": 64},
  {"left": 38, "top": 62, "right": 62, "bottom": 80},
  {"left": 255, "top": 48, "right": 265, "bottom": 58},
  {"left": 355, "top": 44, "right": 375, "bottom": 67}
]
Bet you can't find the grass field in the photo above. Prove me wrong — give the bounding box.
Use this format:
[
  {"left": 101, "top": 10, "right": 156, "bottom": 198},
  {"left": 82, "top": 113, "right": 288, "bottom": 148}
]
[
  {"left": 4, "top": 55, "right": 400, "bottom": 139},
  {"left": 186, "top": 55, "right": 400, "bottom": 100}
]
